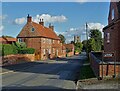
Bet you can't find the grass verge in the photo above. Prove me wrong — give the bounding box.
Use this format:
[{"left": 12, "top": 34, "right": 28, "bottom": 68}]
[{"left": 79, "top": 59, "right": 96, "bottom": 80}]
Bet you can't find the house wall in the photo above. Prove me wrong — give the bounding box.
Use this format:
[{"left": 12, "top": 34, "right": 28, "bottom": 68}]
[{"left": 103, "top": 2, "right": 120, "bottom": 62}]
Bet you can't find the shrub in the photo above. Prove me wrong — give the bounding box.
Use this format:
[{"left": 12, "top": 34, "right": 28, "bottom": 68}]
[
  {"left": 2, "top": 44, "right": 14, "bottom": 56},
  {"left": 18, "top": 48, "right": 35, "bottom": 54}
]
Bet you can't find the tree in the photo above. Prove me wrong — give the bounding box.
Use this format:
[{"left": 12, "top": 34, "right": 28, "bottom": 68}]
[
  {"left": 87, "top": 38, "right": 96, "bottom": 52},
  {"left": 74, "top": 42, "right": 83, "bottom": 53},
  {"left": 89, "top": 29, "right": 102, "bottom": 51},
  {"left": 58, "top": 34, "right": 66, "bottom": 44},
  {"left": 82, "top": 40, "right": 87, "bottom": 51}
]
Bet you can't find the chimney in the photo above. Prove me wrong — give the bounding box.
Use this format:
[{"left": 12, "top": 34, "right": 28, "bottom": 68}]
[
  {"left": 39, "top": 19, "right": 44, "bottom": 26},
  {"left": 49, "top": 23, "right": 54, "bottom": 31},
  {"left": 27, "top": 14, "right": 32, "bottom": 23}
]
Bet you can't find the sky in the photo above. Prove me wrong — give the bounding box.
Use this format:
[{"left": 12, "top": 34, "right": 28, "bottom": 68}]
[{"left": 1, "top": 2, "right": 110, "bottom": 43}]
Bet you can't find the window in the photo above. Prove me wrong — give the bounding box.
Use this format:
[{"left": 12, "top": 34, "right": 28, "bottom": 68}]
[
  {"left": 53, "top": 48, "right": 55, "bottom": 53},
  {"left": 18, "top": 38, "right": 22, "bottom": 42},
  {"left": 49, "top": 49, "right": 51, "bottom": 54},
  {"left": 106, "top": 33, "right": 110, "bottom": 43},
  {"left": 31, "top": 27, "right": 35, "bottom": 32},
  {"left": 53, "top": 40, "right": 54, "bottom": 43},
  {"left": 112, "top": 9, "right": 115, "bottom": 20},
  {"left": 43, "top": 49, "right": 46, "bottom": 54},
  {"left": 58, "top": 40, "right": 60, "bottom": 44}
]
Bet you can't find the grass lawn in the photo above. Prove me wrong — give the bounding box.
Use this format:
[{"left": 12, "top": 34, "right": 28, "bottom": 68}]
[{"left": 79, "top": 59, "right": 96, "bottom": 80}]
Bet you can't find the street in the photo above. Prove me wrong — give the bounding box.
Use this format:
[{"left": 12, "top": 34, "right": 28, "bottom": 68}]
[{"left": 1, "top": 53, "right": 87, "bottom": 90}]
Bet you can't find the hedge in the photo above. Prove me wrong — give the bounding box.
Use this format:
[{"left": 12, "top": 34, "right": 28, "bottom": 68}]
[
  {"left": 18, "top": 48, "right": 35, "bottom": 54},
  {"left": 2, "top": 44, "right": 15, "bottom": 56},
  {"left": 1, "top": 44, "right": 35, "bottom": 56}
]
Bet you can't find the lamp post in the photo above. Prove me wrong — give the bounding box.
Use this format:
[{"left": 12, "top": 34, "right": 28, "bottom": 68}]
[{"left": 86, "top": 22, "right": 89, "bottom": 57}]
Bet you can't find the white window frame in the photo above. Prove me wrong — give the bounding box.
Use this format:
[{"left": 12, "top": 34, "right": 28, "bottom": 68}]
[
  {"left": 106, "top": 33, "right": 110, "bottom": 43},
  {"left": 18, "top": 38, "right": 22, "bottom": 42},
  {"left": 112, "top": 9, "right": 115, "bottom": 20}
]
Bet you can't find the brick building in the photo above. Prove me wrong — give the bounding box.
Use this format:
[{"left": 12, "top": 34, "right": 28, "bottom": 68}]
[
  {"left": 64, "top": 43, "right": 74, "bottom": 57},
  {"left": 17, "top": 14, "right": 66, "bottom": 60},
  {"left": 103, "top": 1, "right": 120, "bottom": 62}
]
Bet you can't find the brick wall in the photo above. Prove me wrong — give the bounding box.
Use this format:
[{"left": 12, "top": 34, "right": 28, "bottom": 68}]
[
  {"left": 89, "top": 52, "right": 120, "bottom": 79},
  {"left": 99, "top": 63, "right": 120, "bottom": 78},
  {"left": 67, "top": 51, "right": 74, "bottom": 57},
  {"left": 1, "top": 54, "right": 35, "bottom": 66}
]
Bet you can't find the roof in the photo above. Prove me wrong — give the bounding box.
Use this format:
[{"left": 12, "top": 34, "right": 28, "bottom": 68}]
[
  {"left": 0, "top": 37, "right": 16, "bottom": 42},
  {"left": 64, "top": 44, "right": 74, "bottom": 49},
  {"left": 17, "top": 22, "right": 60, "bottom": 40}
]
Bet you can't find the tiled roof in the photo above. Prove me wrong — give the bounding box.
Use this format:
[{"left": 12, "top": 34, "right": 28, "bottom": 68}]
[
  {"left": 64, "top": 44, "right": 74, "bottom": 49},
  {"left": 0, "top": 37, "right": 16, "bottom": 42},
  {"left": 17, "top": 22, "right": 60, "bottom": 40}
]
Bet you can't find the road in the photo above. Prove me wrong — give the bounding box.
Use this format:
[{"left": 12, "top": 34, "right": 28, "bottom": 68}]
[{"left": 1, "top": 52, "right": 87, "bottom": 90}]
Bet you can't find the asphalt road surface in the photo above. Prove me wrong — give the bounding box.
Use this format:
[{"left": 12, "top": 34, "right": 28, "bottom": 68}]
[{"left": 1, "top": 52, "right": 87, "bottom": 90}]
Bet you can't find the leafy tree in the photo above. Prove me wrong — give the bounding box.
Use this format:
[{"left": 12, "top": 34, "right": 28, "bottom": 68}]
[
  {"left": 74, "top": 42, "right": 83, "bottom": 53},
  {"left": 87, "top": 38, "right": 96, "bottom": 52},
  {"left": 82, "top": 40, "right": 87, "bottom": 51},
  {"left": 89, "top": 29, "right": 102, "bottom": 51},
  {"left": 58, "top": 34, "right": 66, "bottom": 44}
]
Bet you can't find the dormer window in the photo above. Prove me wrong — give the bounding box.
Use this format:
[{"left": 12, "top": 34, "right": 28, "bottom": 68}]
[
  {"left": 112, "top": 9, "right": 115, "bottom": 20},
  {"left": 31, "top": 27, "right": 35, "bottom": 32}
]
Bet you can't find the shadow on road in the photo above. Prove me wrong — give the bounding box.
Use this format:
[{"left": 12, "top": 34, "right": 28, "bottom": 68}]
[{"left": 2, "top": 54, "right": 86, "bottom": 81}]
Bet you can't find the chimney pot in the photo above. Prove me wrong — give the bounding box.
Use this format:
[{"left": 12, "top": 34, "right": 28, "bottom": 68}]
[
  {"left": 39, "top": 18, "right": 44, "bottom": 26},
  {"left": 27, "top": 14, "right": 32, "bottom": 23}
]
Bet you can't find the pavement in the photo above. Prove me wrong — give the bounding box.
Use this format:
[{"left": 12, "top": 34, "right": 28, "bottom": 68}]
[
  {"left": 76, "top": 78, "right": 120, "bottom": 90},
  {"left": 1, "top": 52, "right": 87, "bottom": 90}
]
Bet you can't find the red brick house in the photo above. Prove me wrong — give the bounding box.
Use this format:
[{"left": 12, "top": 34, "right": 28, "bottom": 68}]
[
  {"left": 0, "top": 37, "right": 16, "bottom": 44},
  {"left": 64, "top": 43, "right": 74, "bottom": 57},
  {"left": 17, "top": 14, "right": 66, "bottom": 60},
  {"left": 103, "top": 1, "right": 120, "bottom": 62}
]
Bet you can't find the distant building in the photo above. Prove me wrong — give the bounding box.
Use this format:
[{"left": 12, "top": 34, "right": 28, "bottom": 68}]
[
  {"left": 103, "top": 1, "right": 120, "bottom": 62},
  {"left": 64, "top": 43, "right": 74, "bottom": 56},
  {"left": 74, "top": 36, "right": 80, "bottom": 43},
  {"left": 0, "top": 37, "right": 16, "bottom": 44},
  {"left": 17, "top": 14, "right": 66, "bottom": 60}
]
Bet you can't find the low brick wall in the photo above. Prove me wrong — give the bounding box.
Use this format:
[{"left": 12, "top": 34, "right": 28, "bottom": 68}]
[
  {"left": 89, "top": 53, "right": 100, "bottom": 78},
  {"left": 89, "top": 52, "right": 120, "bottom": 79},
  {"left": 1, "top": 54, "right": 35, "bottom": 66},
  {"left": 99, "top": 63, "right": 120, "bottom": 78},
  {"left": 67, "top": 52, "right": 74, "bottom": 57}
]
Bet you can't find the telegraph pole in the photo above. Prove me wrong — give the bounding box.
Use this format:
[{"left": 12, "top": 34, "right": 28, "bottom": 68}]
[{"left": 86, "top": 22, "right": 89, "bottom": 57}]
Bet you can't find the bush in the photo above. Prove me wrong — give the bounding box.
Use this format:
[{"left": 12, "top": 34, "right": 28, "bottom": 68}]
[
  {"left": 74, "top": 42, "right": 83, "bottom": 53},
  {"left": 2, "top": 44, "right": 14, "bottom": 56},
  {"left": 18, "top": 48, "right": 35, "bottom": 54}
]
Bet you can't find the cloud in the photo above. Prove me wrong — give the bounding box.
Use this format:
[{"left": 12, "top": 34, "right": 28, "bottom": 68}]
[
  {"left": 0, "top": 15, "right": 7, "bottom": 20},
  {"left": 33, "top": 14, "right": 67, "bottom": 23},
  {"left": 0, "top": 25, "right": 4, "bottom": 31},
  {"left": 87, "top": 23, "right": 105, "bottom": 38},
  {"left": 57, "top": 22, "right": 105, "bottom": 43},
  {"left": 75, "top": 0, "right": 88, "bottom": 3},
  {"left": 14, "top": 17, "right": 26, "bottom": 25},
  {"left": 14, "top": 14, "right": 67, "bottom": 25}
]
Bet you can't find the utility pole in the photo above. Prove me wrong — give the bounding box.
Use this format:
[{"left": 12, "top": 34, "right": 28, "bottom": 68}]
[{"left": 86, "top": 22, "right": 89, "bottom": 57}]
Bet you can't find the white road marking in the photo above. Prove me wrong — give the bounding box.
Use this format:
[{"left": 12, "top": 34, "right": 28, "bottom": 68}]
[{"left": 0, "top": 71, "right": 15, "bottom": 75}]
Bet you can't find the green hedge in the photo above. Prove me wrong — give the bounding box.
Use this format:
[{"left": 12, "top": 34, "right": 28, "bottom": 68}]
[
  {"left": 18, "top": 48, "right": 35, "bottom": 54},
  {"left": 2, "top": 44, "right": 15, "bottom": 56},
  {"left": 1, "top": 43, "right": 35, "bottom": 56}
]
